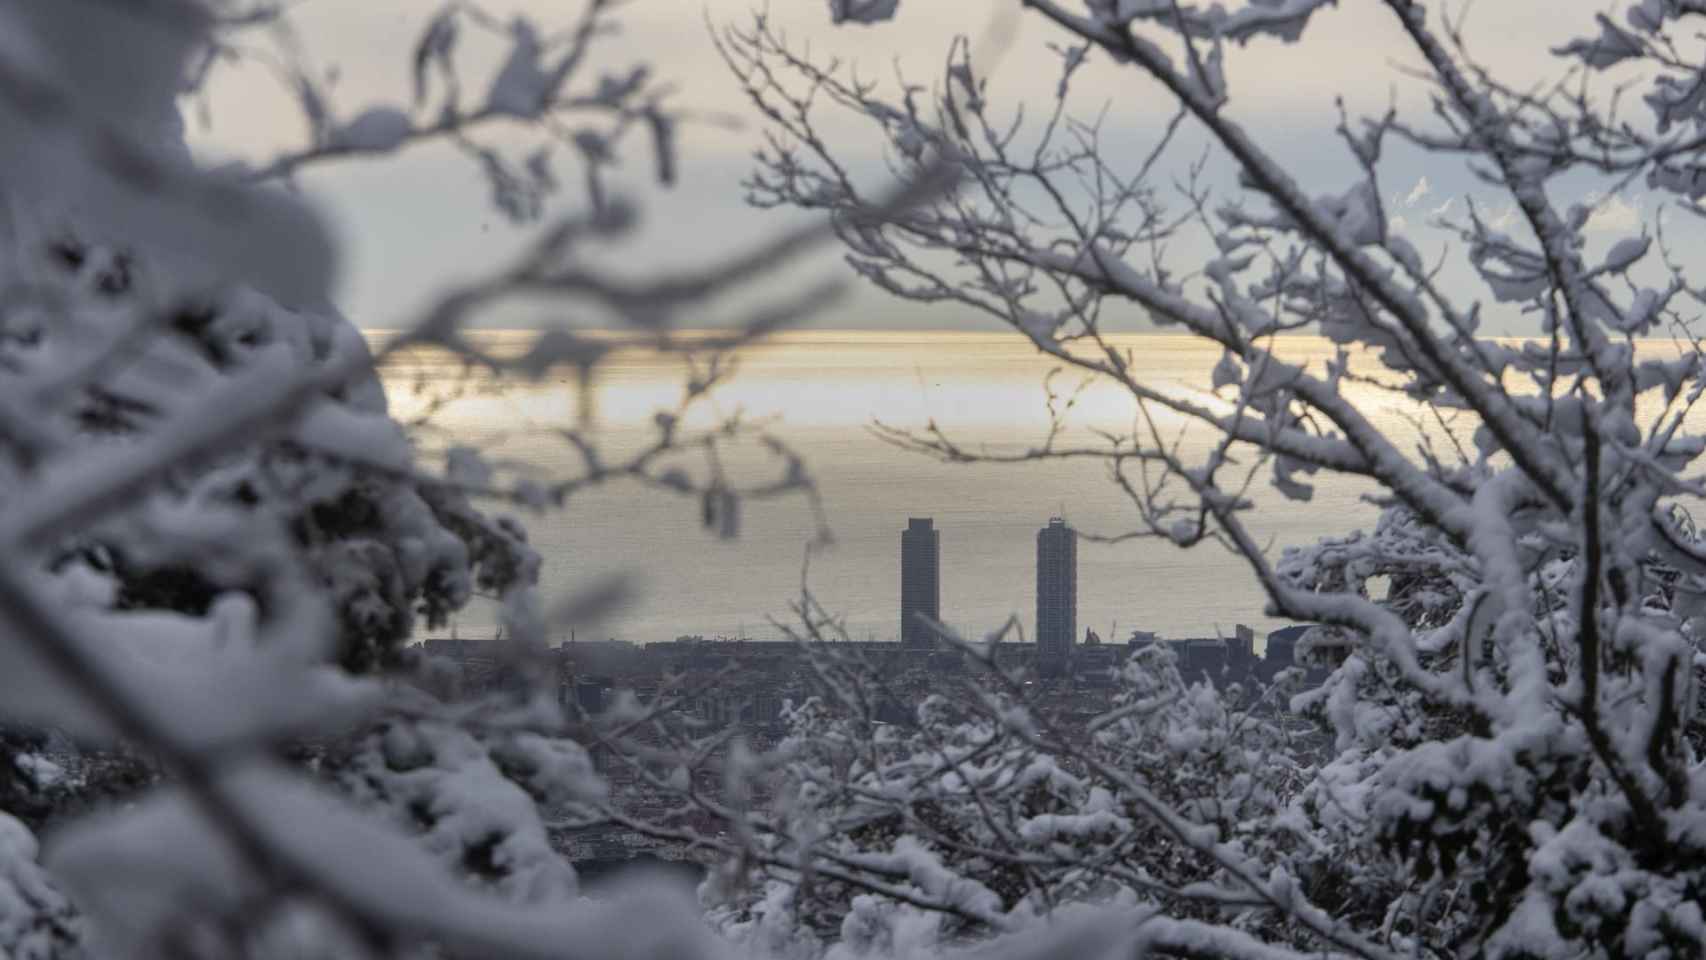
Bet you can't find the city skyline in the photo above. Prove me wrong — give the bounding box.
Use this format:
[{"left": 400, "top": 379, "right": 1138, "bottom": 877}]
[{"left": 896, "top": 515, "right": 1085, "bottom": 658}]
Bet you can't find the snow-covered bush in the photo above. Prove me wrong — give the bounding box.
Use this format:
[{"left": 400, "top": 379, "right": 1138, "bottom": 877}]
[
  {"left": 5, "top": 216, "right": 541, "bottom": 675},
  {"left": 0, "top": 1, "right": 861, "bottom": 956},
  {"left": 0, "top": 812, "right": 80, "bottom": 960},
  {"left": 691, "top": 639, "right": 1314, "bottom": 957},
  {"left": 327, "top": 702, "right": 598, "bottom": 905},
  {"left": 715, "top": 0, "right": 1706, "bottom": 956}
]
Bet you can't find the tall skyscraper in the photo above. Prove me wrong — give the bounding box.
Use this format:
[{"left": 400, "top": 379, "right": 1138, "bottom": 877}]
[
  {"left": 1036, "top": 517, "right": 1076, "bottom": 674},
  {"left": 900, "top": 517, "right": 940, "bottom": 648}
]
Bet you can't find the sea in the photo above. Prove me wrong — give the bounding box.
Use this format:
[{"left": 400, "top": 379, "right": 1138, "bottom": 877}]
[{"left": 371, "top": 331, "right": 1694, "bottom": 649}]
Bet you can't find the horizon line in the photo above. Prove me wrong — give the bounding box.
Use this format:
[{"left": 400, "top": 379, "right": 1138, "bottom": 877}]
[{"left": 359, "top": 327, "right": 1654, "bottom": 343}]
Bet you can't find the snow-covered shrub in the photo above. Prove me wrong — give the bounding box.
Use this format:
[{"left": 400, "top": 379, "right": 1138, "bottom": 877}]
[
  {"left": 718, "top": 0, "right": 1706, "bottom": 955},
  {"left": 0, "top": 813, "right": 80, "bottom": 960},
  {"left": 4, "top": 220, "right": 541, "bottom": 675},
  {"left": 326, "top": 696, "right": 604, "bottom": 906},
  {"left": 700, "top": 642, "right": 1314, "bottom": 955},
  {"left": 0, "top": 0, "right": 844, "bottom": 956}
]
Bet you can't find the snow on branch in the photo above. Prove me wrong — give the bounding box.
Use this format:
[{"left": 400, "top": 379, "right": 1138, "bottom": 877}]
[{"left": 701, "top": 0, "right": 1706, "bottom": 956}]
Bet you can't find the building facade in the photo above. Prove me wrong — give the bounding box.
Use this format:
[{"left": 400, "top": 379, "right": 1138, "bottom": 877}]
[
  {"left": 1036, "top": 517, "right": 1076, "bottom": 673},
  {"left": 900, "top": 517, "right": 941, "bottom": 648}
]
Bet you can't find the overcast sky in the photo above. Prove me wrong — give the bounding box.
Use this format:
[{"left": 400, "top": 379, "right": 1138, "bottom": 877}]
[{"left": 184, "top": 1, "right": 1668, "bottom": 334}]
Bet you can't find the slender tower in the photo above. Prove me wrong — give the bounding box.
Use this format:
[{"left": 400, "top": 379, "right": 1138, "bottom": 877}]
[
  {"left": 900, "top": 517, "right": 940, "bottom": 647},
  {"left": 1036, "top": 517, "right": 1077, "bottom": 675}
]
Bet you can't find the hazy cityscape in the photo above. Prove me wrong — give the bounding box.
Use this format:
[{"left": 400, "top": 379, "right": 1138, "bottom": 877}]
[
  {"left": 421, "top": 514, "right": 1333, "bottom": 870},
  {"left": 6, "top": 2, "right": 1706, "bottom": 959},
  {"left": 389, "top": 330, "right": 1390, "bottom": 648}
]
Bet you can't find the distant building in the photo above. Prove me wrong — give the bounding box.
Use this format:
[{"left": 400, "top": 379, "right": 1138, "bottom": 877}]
[
  {"left": 1255, "top": 625, "right": 1331, "bottom": 687},
  {"left": 1266, "top": 623, "right": 1348, "bottom": 671},
  {"left": 574, "top": 676, "right": 614, "bottom": 715},
  {"left": 1263, "top": 625, "right": 1306, "bottom": 667},
  {"left": 1036, "top": 517, "right": 1077, "bottom": 675},
  {"left": 1233, "top": 624, "right": 1255, "bottom": 659},
  {"left": 901, "top": 517, "right": 941, "bottom": 648},
  {"left": 1166, "top": 636, "right": 1241, "bottom": 684}
]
